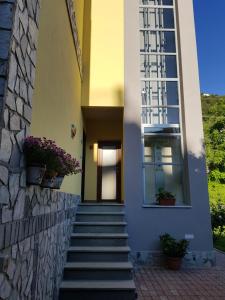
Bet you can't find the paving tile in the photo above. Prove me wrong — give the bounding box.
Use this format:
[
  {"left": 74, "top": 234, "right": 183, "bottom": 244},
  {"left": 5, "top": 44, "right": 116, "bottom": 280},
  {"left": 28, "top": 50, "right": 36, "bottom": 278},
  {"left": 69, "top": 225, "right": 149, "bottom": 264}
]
[{"left": 135, "top": 251, "right": 225, "bottom": 299}]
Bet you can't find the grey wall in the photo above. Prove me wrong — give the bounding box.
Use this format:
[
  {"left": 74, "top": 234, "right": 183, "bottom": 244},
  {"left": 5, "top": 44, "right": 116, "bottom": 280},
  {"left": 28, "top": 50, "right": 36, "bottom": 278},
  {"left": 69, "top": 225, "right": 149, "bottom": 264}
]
[{"left": 124, "top": 0, "right": 214, "bottom": 266}]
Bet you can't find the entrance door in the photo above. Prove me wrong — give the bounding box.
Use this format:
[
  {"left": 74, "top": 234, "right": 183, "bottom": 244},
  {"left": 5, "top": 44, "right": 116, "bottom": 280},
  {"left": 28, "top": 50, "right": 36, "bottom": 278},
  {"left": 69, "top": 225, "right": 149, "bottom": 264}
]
[{"left": 97, "top": 141, "right": 121, "bottom": 202}]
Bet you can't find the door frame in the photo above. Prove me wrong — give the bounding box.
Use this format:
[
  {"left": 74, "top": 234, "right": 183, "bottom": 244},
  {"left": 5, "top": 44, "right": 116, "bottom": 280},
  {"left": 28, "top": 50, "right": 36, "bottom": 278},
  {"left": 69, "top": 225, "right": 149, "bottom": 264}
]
[
  {"left": 97, "top": 141, "right": 122, "bottom": 203},
  {"left": 81, "top": 130, "right": 87, "bottom": 202}
]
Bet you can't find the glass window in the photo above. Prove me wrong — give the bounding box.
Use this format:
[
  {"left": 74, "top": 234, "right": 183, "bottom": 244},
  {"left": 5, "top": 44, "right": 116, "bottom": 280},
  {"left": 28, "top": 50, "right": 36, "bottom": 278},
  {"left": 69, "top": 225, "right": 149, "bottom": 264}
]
[
  {"left": 140, "top": 54, "right": 177, "bottom": 78},
  {"left": 140, "top": 30, "right": 176, "bottom": 53},
  {"left": 144, "top": 136, "right": 182, "bottom": 163},
  {"left": 144, "top": 127, "right": 180, "bottom": 134},
  {"left": 144, "top": 164, "right": 183, "bottom": 205},
  {"left": 141, "top": 81, "right": 179, "bottom": 106},
  {"left": 142, "top": 107, "right": 179, "bottom": 125},
  {"left": 140, "top": 8, "right": 174, "bottom": 29},
  {"left": 140, "top": 0, "right": 173, "bottom": 5}
]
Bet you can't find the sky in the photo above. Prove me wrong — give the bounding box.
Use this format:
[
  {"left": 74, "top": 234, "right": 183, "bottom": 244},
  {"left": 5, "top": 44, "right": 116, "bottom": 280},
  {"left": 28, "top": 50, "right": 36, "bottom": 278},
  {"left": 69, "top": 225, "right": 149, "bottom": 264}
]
[{"left": 193, "top": 0, "right": 225, "bottom": 95}]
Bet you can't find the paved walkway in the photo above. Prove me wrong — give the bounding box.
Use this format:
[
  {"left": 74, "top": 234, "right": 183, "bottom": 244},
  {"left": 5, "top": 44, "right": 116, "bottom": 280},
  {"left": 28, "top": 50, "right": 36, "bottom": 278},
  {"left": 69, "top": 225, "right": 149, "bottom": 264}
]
[{"left": 135, "top": 251, "right": 225, "bottom": 299}]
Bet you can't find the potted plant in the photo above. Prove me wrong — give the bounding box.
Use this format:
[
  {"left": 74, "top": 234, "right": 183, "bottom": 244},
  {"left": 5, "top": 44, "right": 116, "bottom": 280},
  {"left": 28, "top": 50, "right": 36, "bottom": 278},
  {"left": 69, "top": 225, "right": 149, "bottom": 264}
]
[
  {"left": 53, "top": 151, "right": 81, "bottom": 190},
  {"left": 40, "top": 138, "right": 62, "bottom": 188},
  {"left": 160, "top": 233, "right": 189, "bottom": 270},
  {"left": 24, "top": 137, "right": 46, "bottom": 185},
  {"left": 156, "top": 188, "right": 176, "bottom": 206}
]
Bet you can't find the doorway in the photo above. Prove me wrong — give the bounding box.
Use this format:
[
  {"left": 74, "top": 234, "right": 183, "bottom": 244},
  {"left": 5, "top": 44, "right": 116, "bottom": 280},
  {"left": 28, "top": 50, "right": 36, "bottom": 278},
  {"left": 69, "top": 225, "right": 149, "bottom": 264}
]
[{"left": 97, "top": 141, "right": 121, "bottom": 202}]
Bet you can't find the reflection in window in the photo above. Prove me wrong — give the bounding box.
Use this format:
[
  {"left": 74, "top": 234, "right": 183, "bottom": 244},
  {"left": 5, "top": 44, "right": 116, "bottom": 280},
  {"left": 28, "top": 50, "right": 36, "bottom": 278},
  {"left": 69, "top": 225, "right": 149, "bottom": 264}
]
[
  {"left": 140, "top": 31, "right": 176, "bottom": 53},
  {"left": 144, "top": 136, "right": 184, "bottom": 205},
  {"left": 142, "top": 107, "right": 179, "bottom": 125},
  {"left": 140, "top": 55, "right": 177, "bottom": 78},
  {"left": 141, "top": 81, "right": 179, "bottom": 106},
  {"left": 140, "top": 8, "right": 174, "bottom": 29},
  {"left": 140, "top": 0, "right": 173, "bottom": 5}
]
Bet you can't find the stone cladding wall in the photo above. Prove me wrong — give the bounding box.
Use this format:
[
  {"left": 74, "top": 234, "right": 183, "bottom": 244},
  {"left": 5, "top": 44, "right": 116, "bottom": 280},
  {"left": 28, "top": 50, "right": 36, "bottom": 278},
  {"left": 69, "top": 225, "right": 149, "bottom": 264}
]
[{"left": 0, "top": 1, "right": 80, "bottom": 299}]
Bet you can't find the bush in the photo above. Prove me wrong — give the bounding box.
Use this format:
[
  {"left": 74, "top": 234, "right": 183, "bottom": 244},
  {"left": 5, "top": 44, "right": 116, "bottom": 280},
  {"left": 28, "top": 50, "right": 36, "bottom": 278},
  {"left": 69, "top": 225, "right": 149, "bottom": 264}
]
[{"left": 211, "top": 201, "right": 225, "bottom": 239}]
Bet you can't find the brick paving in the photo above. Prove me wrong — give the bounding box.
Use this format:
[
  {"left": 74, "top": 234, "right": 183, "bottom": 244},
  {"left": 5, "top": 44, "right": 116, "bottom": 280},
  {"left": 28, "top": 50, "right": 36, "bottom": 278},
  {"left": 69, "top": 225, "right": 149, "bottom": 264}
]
[{"left": 135, "top": 251, "right": 225, "bottom": 300}]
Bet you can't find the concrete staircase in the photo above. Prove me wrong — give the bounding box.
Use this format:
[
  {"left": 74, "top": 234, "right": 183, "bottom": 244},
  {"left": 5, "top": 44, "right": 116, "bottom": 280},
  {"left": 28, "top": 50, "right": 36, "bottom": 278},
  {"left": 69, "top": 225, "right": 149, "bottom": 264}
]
[{"left": 59, "top": 203, "right": 136, "bottom": 300}]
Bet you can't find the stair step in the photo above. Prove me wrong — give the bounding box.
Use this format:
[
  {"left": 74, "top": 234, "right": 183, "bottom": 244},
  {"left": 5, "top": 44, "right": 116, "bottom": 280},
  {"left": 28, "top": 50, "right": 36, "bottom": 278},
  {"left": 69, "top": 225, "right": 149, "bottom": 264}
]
[
  {"left": 73, "top": 222, "right": 127, "bottom": 233},
  {"left": 64, "top": 262, "right": 133, "bottom": 270},
  {"left": 63, "top": 262, "right": 133, "bottom": 280},
  {"left": 59, "top": 280, "right": 136, "bottom": 300},
  {"left": 60, "top": 280, "right": 135, "bottom": 290},
  {"left": 78, "top": 203, "right": 124, "bottom": 213},
  {"left": 70, "top": 233, "right": 128, "bottom": 246},
  {"left": 76, "top": 212, "right": 125, "bottom": 222},
  {"left": 67, "top": 246, "right": 130, "bottom": 262}
]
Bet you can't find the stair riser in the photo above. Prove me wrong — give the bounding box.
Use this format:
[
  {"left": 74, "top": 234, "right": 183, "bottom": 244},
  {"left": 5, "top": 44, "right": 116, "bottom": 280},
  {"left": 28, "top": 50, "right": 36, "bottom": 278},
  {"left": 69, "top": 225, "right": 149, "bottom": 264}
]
[
  {"left": 76, "top": 215, "right": 125, "bottom": 222},
  {"left": 59, "top": 290, "right": 136, "bottom": 300},
  {"left": 78, "top": 205, "right": 124, "bottom": 213},
  {"left": 70, "top": 238, "right": 128, "bottom": 247},
  {"left": 73, "top": 225, "right": 126, "bottom": 234},
  {"left": 63, "top": 269, "right": 133, "bottom": 281},
  {"left": 67, "top": 252, "right": 129, "bottom": 262}
]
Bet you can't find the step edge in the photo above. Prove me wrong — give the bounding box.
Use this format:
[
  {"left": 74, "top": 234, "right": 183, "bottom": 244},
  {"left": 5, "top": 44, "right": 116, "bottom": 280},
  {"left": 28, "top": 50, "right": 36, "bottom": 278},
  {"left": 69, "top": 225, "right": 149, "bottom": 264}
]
[
  {"left": 60, "top": 280, "right": 136, "bottom": 290},
  {"left": 64, "top": 262, "right": 133, "bottom": 270},
  {"left": 68, "top": 246, "right": 131, "bottom": 253}
]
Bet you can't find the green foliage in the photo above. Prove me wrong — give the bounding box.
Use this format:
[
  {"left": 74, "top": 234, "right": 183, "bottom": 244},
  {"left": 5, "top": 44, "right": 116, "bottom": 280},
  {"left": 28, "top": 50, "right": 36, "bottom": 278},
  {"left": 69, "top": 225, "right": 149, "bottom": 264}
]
[
  {"left": 202, "top": 94, "right": 225, "bottom": 243},
  {"left": 159, "top": 233, "right": 189, "bottom": 258},
  {"left": 156, "top": 188, "right": 175, "bottom": 201},
  {"left": 211, "top": 201, "right": 225, "bottom": 238},
  {"left": 202, "top": 95, "right": 225, "bottom": 184}
]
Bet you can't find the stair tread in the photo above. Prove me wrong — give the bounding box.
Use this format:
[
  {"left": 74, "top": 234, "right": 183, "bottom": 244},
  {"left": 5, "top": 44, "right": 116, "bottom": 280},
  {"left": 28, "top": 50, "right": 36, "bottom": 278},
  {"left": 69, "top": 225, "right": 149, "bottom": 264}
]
[
  {"left": 71, "top": 233, "right": 128, "bottom": 238},
  {"left": 64, "top": 262, "right": 133, "bottom": 270},
  {"left": 74, "top": 222, "right": 127, "bottom": 226},
  {"left": 79, "top": 203, "right": 124, "bottom": 206},
  {"left": 77, "top": 212, "right": 125, "bottom": 215},
  {"left": 60, "top": 280, "right": 135, "bottom": 290},
  {"left": 68, "top": 246, "right": 130, "bottom": 252}
]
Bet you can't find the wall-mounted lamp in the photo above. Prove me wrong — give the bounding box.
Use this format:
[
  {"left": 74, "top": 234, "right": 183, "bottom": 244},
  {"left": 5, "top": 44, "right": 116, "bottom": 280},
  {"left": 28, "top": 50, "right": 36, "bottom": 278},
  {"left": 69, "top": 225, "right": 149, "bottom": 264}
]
[{"left": 71, "top": 124, "right": 77, "bottom": 139}]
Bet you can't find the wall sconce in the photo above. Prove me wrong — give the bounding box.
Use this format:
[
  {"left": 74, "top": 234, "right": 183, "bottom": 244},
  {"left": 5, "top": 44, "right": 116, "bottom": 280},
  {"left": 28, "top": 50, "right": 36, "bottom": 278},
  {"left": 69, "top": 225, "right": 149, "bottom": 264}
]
[{"left": 71, "top": 124, "right": 76, "bottom": 139}]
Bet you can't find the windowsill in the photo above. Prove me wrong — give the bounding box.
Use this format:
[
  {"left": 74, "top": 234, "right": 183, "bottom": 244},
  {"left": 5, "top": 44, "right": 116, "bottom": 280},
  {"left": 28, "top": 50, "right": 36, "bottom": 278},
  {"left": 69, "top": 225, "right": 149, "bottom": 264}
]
[{"left": 142, "top": 204, "right": 192, "bottom": 209}]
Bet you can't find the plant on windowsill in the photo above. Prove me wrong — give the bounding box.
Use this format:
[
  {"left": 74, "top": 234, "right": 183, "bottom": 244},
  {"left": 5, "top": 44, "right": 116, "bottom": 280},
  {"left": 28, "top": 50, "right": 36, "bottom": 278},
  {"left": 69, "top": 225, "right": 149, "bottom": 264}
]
[
  {"left": 156, "top": 188, "right": 176, "bottom": 206},
  {"left": 24, "top": 136, "right": 47, "bottom": 185},
  {"left": 160, "top": 233, "right": 189, "bottom": 270}
]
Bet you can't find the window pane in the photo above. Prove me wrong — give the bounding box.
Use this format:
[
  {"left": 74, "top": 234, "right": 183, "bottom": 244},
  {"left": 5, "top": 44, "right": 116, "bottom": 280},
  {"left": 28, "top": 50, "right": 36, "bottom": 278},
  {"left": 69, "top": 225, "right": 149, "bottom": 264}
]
[
  {"left": 144, "top": 136, "right": 182, "bottom": 163},
  {"left": 144, "top": 164, "right": 183, "bottom": 205},
  {"left": 141, "top": 81, "right": 179, "bottom": 106},
  {"left": 140, "top": 30, "right": 176, "bottom": 53},
  {"left": 140, "top": 8, "right": 174, "bottom": 29},
  {"left": 140, "top": 0, "right": 173, "bottom": 5},
  {"left": 140, "top": 54, "right": 177, "bottom": 78},
  {"left": 144, "top": 127, "right": 180, "bottom": 134},
  {"left": 142, "top": 107, "right": 179, "bottom": 125}
]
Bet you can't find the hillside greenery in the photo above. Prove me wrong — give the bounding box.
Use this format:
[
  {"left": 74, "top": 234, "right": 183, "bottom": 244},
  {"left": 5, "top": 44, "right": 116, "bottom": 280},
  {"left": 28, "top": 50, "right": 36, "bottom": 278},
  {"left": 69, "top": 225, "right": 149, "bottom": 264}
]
[
  {"left": 201, "top": 94, "right": 225, "bottom": 206},
  {"left": 201, "top": 94, "right": 225, "bottom": 247}
]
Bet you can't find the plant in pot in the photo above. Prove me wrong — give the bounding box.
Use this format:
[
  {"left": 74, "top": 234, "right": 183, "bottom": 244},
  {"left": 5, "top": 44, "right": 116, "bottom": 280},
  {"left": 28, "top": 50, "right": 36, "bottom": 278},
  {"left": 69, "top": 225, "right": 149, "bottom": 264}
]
[
  {"left": 53, "top": 151, "right": 81, "bottom": 190},
  {"left": 156, "top": 188, "right": 176, "bottom": 206},
  {"left": 24, "top": 137, "right": 46, "bottom": 185},
  {"left": 40, "top": 138, "right": 62, "bottom": 188},
  {"left": 160, "top": 233, "right": 189, "bottom": 270}
]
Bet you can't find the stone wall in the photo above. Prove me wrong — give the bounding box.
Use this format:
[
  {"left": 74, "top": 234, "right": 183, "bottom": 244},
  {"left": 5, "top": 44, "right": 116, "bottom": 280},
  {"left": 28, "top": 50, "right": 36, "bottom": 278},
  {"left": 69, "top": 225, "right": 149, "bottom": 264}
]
[
  {"left": 0, "top": 187, "right": 79, "bottom": 300},
  {"left": 0, "top": 1, "right": 81, "bottom": 299}
]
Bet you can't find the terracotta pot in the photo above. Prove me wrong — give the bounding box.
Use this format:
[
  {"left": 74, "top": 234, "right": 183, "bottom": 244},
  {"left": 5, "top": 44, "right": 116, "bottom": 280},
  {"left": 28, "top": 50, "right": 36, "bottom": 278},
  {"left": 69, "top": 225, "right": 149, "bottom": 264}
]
[
  {"left": 26, "top": 165, "right": 46, "bottom": 185},
  {"left": 166, "top": 257, "right": 182, "bottom": 270},
  {"left": 159, "top": 198, "right": 176, "bottom": 206},
  {"left": 52, "top": 176, "right": 65, "bottom": 190}
]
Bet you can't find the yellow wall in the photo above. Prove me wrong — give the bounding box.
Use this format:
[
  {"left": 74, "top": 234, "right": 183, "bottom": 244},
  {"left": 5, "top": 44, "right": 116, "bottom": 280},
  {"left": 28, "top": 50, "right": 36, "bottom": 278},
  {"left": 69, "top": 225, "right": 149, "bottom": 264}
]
[
  {"left": 84, "top": 119, "right": 123, "bottom": 201},
  {"left": 82, "top": 0, "right": 124, "bottom": 107},
  {"left": 31, "top": 0, "right": 84, "bottom": 195}
]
